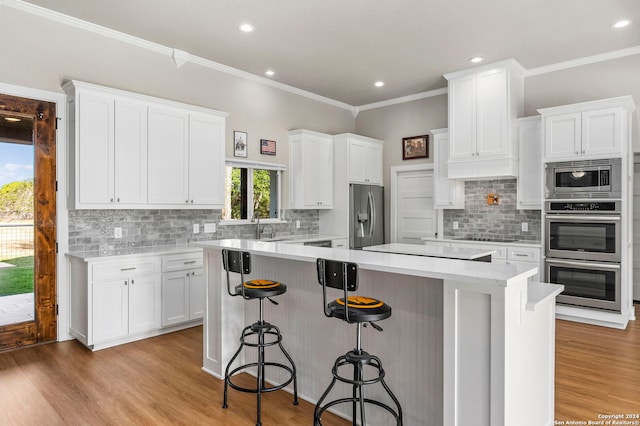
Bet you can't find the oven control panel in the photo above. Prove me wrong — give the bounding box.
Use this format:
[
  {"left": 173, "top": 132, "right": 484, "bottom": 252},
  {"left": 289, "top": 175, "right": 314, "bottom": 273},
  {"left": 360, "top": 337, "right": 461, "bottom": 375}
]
[{"left": 545, "top": 201, "right": 620, "bottom": 213}]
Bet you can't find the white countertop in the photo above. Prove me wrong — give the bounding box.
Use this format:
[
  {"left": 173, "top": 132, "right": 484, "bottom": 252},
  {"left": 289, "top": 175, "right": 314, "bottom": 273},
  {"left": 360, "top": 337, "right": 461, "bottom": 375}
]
[
  {"left": 363, "top": 243, "right": 495, "bottom": 260},
  {"left": 262, "top": 234, "right": 346, "bottom": 244},
  {"left": 422, "top": 237, "right": 542, "bottom": 248},
  {"left": 194, "top": 239, "right": 537, "bottom": 287},
  {"left": 66, "top": 244, "right": 201, "bottom": 261}
]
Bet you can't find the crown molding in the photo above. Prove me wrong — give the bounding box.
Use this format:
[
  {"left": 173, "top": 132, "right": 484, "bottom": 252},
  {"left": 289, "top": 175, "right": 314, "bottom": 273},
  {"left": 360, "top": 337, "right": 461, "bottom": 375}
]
[
  {"left": 525, "top": 45, "right": 640, "bottom": 76},
  {"left": 0, "top": 0, "right": 356, "bottom": 114},
  {"left": 2, "top": 0, "right": 638, "bottom": 115}
]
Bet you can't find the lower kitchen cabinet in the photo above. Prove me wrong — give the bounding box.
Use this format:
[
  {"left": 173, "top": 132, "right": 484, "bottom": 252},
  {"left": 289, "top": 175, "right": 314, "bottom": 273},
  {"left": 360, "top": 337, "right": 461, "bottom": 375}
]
[
  {"left": 68, "top": 248, "right": 203, "bottom": 351},
  {"left": 161, "top": 268, "right": 204, "bottom": 326},
  {"left": 161, "top": 252, "right": 205, "bottom": 326}
]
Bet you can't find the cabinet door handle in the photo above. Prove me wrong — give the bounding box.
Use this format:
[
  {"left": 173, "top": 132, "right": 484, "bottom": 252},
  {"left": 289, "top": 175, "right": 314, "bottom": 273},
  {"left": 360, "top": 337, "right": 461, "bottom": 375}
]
[
  {"left": 184, "top": 260, "right": 196, "bottom": 264},
  {"left": 191, "top": 272, "right": 195, "bottom": 276},
  {"left": 186, "top": 272, "right": 190, "bottom": 277},
  {"left": 110, "top": 198, "right": 114, "bottom": 203},
  {"left": 582, "top": 150, "right": 585, "bottom": 154},
  {"left": 576, "top": 151, "right": 579, "bottom": 154},
  {"left": 186, "top": 200, "right": 189, "bottom": 203},
  {"left": 131, "top": 279, "right": 134, "bottom": 284},
  {"left": 121, "top": 267, "right": 136, "bottom": 271},
  {"left": 190, "top": 200, "right": 194, "bottom": 203},
  {"left": 117, "top": 198, "right": 120, "bottom": 202},
  {"left": 124, "top": 280, "right": 128, "bottom": 286},
  {"left": 513, "top": 253, "right": 528, "bottom": 257}
]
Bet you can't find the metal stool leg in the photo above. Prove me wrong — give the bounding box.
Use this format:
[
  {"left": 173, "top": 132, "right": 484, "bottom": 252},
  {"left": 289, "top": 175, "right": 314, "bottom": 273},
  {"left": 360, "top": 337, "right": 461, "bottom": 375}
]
[
  {"left": 272, "top": 324, "right": 299, "bottom": 405},
  {"left": 223, "top": 324, "right": 252, "bottom": 409}
]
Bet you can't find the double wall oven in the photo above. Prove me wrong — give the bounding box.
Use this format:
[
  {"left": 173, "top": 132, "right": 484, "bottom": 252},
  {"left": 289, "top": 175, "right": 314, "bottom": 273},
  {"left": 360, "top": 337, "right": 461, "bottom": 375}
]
[{"left": 544, "top": 158, "right": 623, "bottom": 312}]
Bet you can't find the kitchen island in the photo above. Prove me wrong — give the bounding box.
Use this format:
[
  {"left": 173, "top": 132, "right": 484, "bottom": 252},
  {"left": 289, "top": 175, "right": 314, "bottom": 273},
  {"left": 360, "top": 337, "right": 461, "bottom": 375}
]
[
  {"left": 363, "top": 242, "right": 495, "bottom": 261},
  {"left": 195, "top": 239, "right": 563, "bottom": 426}
]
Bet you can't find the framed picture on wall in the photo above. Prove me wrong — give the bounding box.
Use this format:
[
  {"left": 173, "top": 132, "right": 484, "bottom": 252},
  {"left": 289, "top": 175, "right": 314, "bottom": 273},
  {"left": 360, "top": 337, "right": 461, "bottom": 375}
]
[
  {"left": 260, "top": 139, "right": 276, "bottom": 155},
  {"left": 402, "top": 135, "right": 429, "bottom": 160},
  {"left": 234, "top": 131, "right": 248, "bottom": 157}
]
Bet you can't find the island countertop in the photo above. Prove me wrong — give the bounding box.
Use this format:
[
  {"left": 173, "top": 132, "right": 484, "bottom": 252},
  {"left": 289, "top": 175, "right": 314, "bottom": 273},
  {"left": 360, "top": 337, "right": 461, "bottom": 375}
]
[
  {"left": 193, "top": 239, "right": 536, "bottom": 287},
  {"left": 362, "top": 243, "right": 495, "bottom": 260}
]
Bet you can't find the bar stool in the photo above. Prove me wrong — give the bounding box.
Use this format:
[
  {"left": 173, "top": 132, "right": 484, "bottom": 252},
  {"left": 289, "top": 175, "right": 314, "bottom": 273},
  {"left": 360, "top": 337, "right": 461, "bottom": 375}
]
[
  {"left": 314, "top": 258, "right": 402, "bottom": 425},
  {"left": 221, "top": 249, "right": 298, "bottom": 426}
]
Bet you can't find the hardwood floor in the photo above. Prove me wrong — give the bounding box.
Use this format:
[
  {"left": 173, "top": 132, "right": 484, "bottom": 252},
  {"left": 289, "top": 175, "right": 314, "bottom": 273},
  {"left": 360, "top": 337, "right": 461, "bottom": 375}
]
[
  {"left": 0, "top": 327, "right": 347, "bottom": 426},
  {"left": 1, "top": 307, "right": 639, "bottom": 425},
  {"left": 555, "top": 304, "right": 640, "bottom": 421}
]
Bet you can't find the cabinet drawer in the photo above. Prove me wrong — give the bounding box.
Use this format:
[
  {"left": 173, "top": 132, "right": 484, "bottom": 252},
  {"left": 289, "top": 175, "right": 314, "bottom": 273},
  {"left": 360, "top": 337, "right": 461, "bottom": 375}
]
[
  {"left": 449, "top": 243, "right": 507, "bottom": 259},
  {"left": 92, "top": 257, "right": 161, "bottom": 281},
  {"left": 162, "top": 253, "right": 203, "bottom": 272},
  {"left": 507, "top": 247, "right": 540, "bottom": 262}
]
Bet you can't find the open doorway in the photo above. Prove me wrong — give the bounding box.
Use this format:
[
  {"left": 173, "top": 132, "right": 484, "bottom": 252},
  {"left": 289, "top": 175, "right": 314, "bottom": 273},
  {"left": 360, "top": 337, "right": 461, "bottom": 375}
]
[
  {"left": 0, "top": 116, "right": 35, "bottom": 326},
  {"left": 0, "top": 93, "right": 57, "bottom": 350}
]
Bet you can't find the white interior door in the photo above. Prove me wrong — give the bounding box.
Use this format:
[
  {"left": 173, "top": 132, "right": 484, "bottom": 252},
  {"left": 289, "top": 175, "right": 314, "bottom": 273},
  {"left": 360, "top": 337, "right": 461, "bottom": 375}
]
[{"left": 392, "top": 166, "right": 437, "bottom": 244}]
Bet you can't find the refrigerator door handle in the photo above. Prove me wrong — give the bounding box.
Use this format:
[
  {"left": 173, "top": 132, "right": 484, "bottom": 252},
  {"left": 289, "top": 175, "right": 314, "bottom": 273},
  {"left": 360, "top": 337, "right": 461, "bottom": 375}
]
[{"left": 368, "top": 191, "right": 375, "bottom": 238}]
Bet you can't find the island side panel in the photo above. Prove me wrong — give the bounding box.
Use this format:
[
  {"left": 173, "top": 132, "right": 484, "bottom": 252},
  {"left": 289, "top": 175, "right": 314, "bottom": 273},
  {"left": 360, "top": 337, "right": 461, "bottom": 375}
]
[{"left": 203, "top": 247, "right": 445, "bottom": 425}]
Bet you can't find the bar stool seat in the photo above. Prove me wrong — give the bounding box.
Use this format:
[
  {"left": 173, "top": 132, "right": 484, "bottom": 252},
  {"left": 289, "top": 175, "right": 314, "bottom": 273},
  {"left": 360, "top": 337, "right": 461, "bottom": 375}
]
[{"left": 221, "top": 249, "right": 298, "bottom": 426}]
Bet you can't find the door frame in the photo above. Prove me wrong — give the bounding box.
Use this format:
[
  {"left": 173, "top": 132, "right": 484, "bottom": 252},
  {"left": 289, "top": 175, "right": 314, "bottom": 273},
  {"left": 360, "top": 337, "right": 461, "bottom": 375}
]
[
  {"left": 0, "top": 82, "right": 69, "bottom": 343},
  {"left": 389, "top": 163, "right": 440, "bottom": 243}
]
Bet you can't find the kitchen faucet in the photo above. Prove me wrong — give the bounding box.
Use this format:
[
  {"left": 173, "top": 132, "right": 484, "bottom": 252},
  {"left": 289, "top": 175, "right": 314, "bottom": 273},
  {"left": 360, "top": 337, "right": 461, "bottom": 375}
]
[{"left": 252, "top": 212, "right": 261, "bottom": 239}]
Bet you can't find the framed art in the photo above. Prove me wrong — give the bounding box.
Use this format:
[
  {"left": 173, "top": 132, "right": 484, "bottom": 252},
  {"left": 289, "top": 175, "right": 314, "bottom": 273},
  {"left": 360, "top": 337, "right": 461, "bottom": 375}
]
[
  {"left": 234, "top": 131, "right": 248, "bottom": 157},
  {"left": 260, "top": 139, "right": 276, "bottom": 155},
  {"left": 402, "top": 135, "right": 429, "bottom": 160}
]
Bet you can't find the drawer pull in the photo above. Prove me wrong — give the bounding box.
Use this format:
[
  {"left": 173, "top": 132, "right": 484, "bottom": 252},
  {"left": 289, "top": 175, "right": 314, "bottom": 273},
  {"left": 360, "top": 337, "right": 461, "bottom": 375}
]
[
  {"left": 513, "top": 253, "right": 529, "bottom": 257},
  {"left": 184, "top": 260, "right": 197, "bottom": 264},
  {"left": 120, "top": 267, "right": 137, "bottom": 271}
]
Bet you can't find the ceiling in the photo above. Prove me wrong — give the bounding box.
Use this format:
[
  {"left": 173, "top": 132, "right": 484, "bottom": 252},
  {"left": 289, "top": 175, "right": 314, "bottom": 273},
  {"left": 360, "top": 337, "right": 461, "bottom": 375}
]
[{"left": 21, "top": 0, "right": 640, "bottom": 106}]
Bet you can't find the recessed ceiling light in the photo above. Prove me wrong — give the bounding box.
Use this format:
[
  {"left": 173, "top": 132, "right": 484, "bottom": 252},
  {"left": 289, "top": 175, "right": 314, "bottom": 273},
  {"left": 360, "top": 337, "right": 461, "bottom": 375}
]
[
  {"left": 239, "top": 23, "right": 254, "bottom": 32},
  {"left": 469, "top": 56, "right": 484, "bottom": 63},
  {"left": 611, "top": 19, "right": 631, "bottom": 29},
  {"left": 374, "top": 81, "right": 385, "bottom": 87},
  {"left": 265, "top": 70, "right": 275, "bottom": 77},
  {"left": 4, "top": 117, "right": 21, "bottom": 122}
]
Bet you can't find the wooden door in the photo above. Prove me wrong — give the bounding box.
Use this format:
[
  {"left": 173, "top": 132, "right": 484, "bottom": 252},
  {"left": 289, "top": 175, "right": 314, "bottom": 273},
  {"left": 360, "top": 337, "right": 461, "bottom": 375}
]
[{"left": 0, "top": 93, "right": 57, "bottom": 351}]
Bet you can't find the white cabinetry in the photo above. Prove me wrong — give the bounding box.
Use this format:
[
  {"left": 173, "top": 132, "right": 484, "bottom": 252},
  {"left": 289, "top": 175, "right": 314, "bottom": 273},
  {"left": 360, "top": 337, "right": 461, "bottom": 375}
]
[
  {"left": 148, "top": 109, "right": 225, "bottom": 206},
  {"left": 68, "top": 249, "right": 204, "bottom": 351},
  {"left": 539, "top": 97, "right": 634, "bottom": 161},
  {"left": 63, "top": 80, "right": 228, "bottom": 210},
  {"left": 318, "top": 133, "right": 384, "bottom": 239},
  {"left": 161, "top": 253, "right": 205, "bottom": 326},
  {"left": 516, "top": 117, "right": 542, "bottom": 210},
  {"left": 443, "top": 59, "right": 524, "bottom": 179},
  {"left": 432, "top": 128, "right": 464, "bottom": 209},
  {"left": 347, "top": 137, "right": 383, "bottom": 184},
  {"left": 288, "top": 129, "right": 333, "bottom": 209},
  {"left": 69, "top": 255, "right": 161, "bottom": 349},
  {"left": 65, "top": 82, "right": 148, "bottom": 208}
]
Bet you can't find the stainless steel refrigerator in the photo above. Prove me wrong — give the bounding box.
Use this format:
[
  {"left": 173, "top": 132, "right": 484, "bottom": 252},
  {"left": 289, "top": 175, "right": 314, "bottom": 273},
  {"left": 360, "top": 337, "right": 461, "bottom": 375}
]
[{"left": 349, "top": 184, "right": 384, "bottom": 249}]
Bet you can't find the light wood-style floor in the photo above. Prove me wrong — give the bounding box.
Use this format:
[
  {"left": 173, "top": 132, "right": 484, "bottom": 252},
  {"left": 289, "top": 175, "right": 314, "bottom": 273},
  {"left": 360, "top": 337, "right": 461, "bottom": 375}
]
[{"left": 0, "top": 306, "right": 638, "bottom": 425}]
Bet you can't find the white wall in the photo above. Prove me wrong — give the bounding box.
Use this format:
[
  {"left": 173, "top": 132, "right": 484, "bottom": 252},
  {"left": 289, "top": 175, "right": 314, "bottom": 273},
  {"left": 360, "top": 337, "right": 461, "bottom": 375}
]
[{"left": 0, "top": 5, "right": 356, "bottom": 208}]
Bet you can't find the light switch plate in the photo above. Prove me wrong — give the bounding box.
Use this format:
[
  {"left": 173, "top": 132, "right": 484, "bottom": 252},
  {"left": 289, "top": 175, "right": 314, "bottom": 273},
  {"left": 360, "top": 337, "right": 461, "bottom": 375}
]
[
  {"left": 204, "top": 223, "right": 216, "bottom": 233},
  {"left": 521, "top": 222, "right": 529, "bottom": 232},
  {"left": 193, "top": 224, "right": 200, "bottom": 234},
  {"left": 114, "top": 227, "right": 122, "bottom": 239},
  {"left": 453, "top": 221, "right": 459, "bottom": 230}
]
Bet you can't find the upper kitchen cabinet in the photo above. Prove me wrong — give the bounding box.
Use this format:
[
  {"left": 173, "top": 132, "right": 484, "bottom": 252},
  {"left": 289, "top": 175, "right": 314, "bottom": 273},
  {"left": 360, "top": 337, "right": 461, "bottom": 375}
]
[
  {"left": 432, "top": 129, "right": 464, "bottom": 209},
  {"left": 333, "top": 133, "right": 383, "bottom": 185},
  {"left": 516, "top": 116, "right": 542, "bottom": 210},
  {"left": 147, "top": 108, "right": 226, "bottom": 207},
  {"left": 539, "top": 96, "right": 636, "bottom": 162},
  {"left": 288, "top": 129, "right": 334, "bottom": 209},
  {"left": 64, "top": 80, "right": 228, "bottom": 209},
  {"left": 64, "top": 82, "right": 148, "bottom": 208},
  {"left": 343, "top": 135, "right": 383, "bottom": 185},
  {"left": 443, "top": 59, "right": 525, "bottom": 179}
]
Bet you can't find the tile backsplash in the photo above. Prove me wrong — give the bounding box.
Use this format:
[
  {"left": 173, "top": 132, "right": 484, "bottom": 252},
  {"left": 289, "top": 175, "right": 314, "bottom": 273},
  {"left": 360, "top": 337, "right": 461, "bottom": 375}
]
[
  {"left": 68, "top": 209, "right": 318, "bottom": 253},
  {"left": 443, "top": 179, "right": 541, "bottom": 241}
]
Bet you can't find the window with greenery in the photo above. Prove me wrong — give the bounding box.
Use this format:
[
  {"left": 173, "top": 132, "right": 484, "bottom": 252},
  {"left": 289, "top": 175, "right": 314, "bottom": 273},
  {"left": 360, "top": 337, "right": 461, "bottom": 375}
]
[{"left": 222, "top": 163, "right": 281, "bottom": 221}]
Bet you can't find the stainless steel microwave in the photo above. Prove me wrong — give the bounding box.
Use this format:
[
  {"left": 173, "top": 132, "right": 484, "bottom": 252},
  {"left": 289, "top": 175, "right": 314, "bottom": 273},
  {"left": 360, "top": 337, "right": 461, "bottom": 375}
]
[{"left": 545, "top": 158, "right": 621, "bottom": 199}]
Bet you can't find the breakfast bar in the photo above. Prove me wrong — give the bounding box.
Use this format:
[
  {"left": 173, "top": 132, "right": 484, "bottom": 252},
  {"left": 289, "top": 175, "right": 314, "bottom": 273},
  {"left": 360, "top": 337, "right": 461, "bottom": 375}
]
[{"left": 195, "top": 239, "right": 563, "bottom": 426}]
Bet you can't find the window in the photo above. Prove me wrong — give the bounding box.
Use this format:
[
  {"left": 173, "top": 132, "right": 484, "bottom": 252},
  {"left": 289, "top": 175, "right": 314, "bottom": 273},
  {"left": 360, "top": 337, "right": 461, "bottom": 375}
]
[{"left": 222, "top": 160, "right": 284, "bottom": 222}]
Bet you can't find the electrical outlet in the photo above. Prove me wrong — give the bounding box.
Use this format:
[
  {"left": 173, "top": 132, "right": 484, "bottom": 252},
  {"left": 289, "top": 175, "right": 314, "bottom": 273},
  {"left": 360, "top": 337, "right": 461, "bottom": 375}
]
[
  {"left": 204, "top": 223, "right": 216, "bottom": 233},
  {"left": 453, "top": 221, "right": 459, "bottom": 230},
  {"left": 295, "top": 220, "right": 301, "bottom": 229},
  {"left": 193, "top": 224, "right": 200, "bottom": 234},
  {"left": 521, "top": 222, "right": 529, "bottom": 232},
  {"left": 114, "top": 227, "right": 122, "bottom": 239}
]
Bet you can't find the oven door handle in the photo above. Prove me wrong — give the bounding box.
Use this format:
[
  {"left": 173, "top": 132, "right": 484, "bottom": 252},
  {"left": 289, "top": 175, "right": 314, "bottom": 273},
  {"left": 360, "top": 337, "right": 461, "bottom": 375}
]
[
  {"left": 545, "top": 215, "right": 620, "bottom": 221},
  {"left": 546, "top": 258, "right": 621, "bottom": 270}
]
